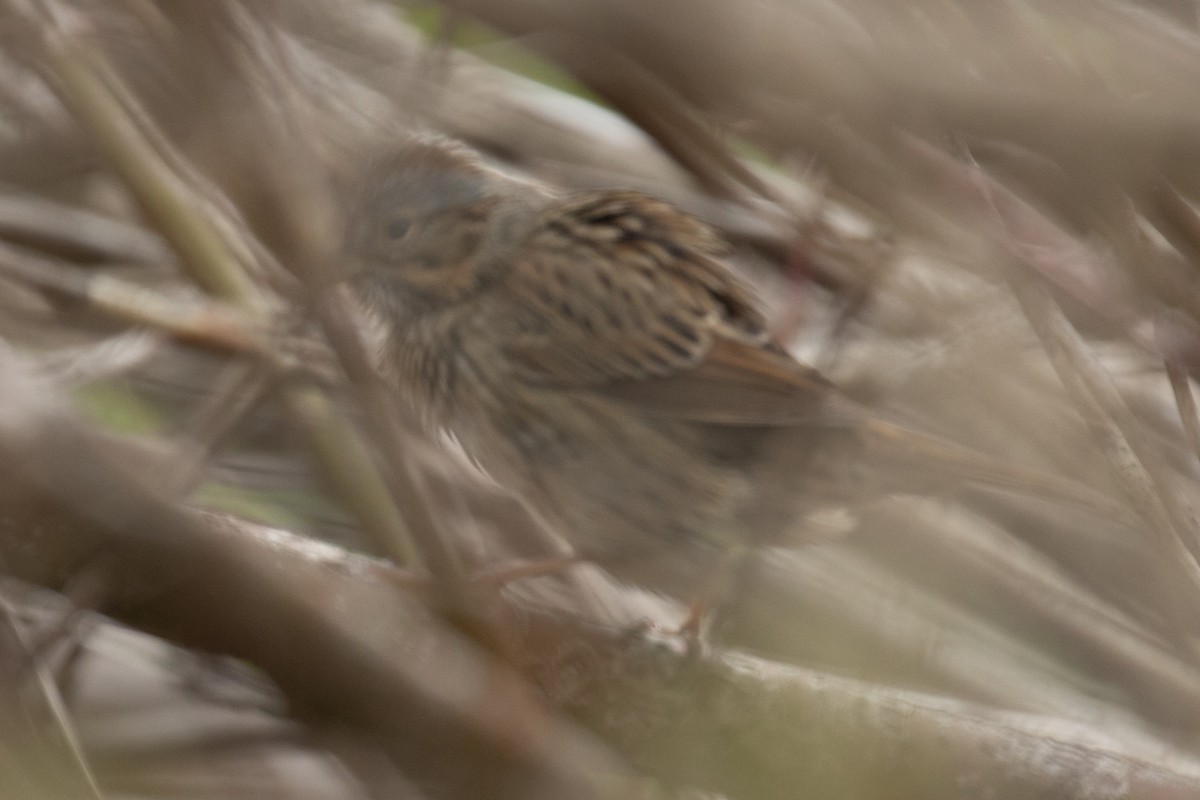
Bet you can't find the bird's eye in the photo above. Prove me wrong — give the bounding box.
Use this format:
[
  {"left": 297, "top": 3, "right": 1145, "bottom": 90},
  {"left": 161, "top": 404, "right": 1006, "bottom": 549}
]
[{"left": 385, "top": 217, "right": 413, "bottom": 240}]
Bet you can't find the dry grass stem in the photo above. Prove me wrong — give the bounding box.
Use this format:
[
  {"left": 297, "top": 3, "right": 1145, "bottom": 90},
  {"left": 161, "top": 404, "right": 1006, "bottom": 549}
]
[
  {"left": 2, "top": 1, "right": 1200, "bottom": 797},
  {"left": 1010, "top": 279, "right": 1200, "bottom": 618}
]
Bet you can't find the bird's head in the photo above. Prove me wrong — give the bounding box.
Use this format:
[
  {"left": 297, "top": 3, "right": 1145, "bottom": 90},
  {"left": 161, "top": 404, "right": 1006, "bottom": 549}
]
[{"left": 346, "top": 138, "right": 522, "bottom": 320}]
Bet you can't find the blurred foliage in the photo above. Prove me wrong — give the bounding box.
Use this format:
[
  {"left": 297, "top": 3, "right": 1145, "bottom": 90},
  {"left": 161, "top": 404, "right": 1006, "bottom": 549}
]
[
  {"left": 194, "top": 482, "right": 340, "bottom": 533},
  {"left": 401, "top": 1, "right": 601, "bottom": 100},
  {"left": 74, "top": 380, "right": 167, "bottom": 435}
]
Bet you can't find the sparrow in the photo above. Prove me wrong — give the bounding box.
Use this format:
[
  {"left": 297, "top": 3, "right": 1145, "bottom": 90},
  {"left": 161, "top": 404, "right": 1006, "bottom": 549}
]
[{"left": 344, "top": 136, "right": 1108, "bottom": 597}]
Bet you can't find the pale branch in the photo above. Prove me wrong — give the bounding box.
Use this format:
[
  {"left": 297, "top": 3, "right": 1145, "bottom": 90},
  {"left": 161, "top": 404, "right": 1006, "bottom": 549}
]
[
  {"left": 0, "top": 345, "right": 628, "bottom": 800},
  {"left": 2, "top": 0, "right": 429, "bottom": 572},
  {"left": 0, "top": 347, "right": 1196, "bottom": 799}
]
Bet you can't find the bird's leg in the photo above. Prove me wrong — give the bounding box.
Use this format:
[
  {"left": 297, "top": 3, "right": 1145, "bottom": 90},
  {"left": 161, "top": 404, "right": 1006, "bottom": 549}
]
[{"left": 677, "top": 541, "right": 748, "bottom": 644}]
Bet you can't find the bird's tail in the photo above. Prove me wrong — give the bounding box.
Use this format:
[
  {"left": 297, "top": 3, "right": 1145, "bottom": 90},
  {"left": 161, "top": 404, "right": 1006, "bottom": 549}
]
[{"left": 849, "top": 416, "right": 1127, "bottom": 522}]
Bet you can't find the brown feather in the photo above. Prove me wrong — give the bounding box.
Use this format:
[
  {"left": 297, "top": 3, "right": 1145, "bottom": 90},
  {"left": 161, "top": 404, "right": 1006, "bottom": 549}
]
[
  {"left": 503, "top": 189, "right": 769, "bottom": 389},
  {"left": 596, "top": 338, "right": 848, "bottom": 425}
]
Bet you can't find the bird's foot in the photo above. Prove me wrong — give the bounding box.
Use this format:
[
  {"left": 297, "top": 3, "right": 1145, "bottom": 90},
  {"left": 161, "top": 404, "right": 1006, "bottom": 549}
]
[{"left": 621, "top": 616, "right": 710, "bottom": 664}]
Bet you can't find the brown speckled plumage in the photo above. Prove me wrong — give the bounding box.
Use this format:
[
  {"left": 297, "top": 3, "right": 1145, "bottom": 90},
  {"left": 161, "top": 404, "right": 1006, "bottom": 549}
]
[
  {"left": 344, "top": 137, "right": 842, "bottom": 591},
  {"left": 345, "top": 137, "right": 1103, "bottom": 594}
]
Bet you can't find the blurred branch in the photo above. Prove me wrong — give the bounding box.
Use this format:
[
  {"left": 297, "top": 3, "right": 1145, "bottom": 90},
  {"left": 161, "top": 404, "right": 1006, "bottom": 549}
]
[
  {"left": 0, "top": 189, "right": 171, "bottom": 265},
  {"left": 0, "top": 594, "right": 103, "bottom": 800},
  {"left": 0, "top": 1, "right": 1198, "bottom": 796},
  {"left": 434, "top": 0, "right": 1200, "bottom": 220},
  {"left": 0, "top": 238, "right": 266, "bottom": 354},
  {"left": 724, "top": 523, "right": 1200, "bottom": 735},
  {"left": 1011, "top": 279, "right": 1200, "bottom": 634},
  {"left": 899, "top": 139, "right": 1200, "bottom": 643},
  {"left": 32, "top": 330, "right": 161, "bottom": 386},
  {"left": 166, "top": 360, "right": 274, "bottom": 495},
  {"left": 0, "top": 341, "right": 1196, "bottom": 798},
  {"left": 0, "top": 345, "right": 625, "bottom": 800},
  {"left": 15, "top": 0, "right": 263, "bottom": 307},
  {"left": 849, "top": 499, "right": 1200, "bottom": 729},
  {"left": 1164, "top": 353, "right": 1200, "bottom": 468},
  {"left": 1, "top": 0, "right": 425, "bottom": 570},
  {"left": 905, "top": 139, "right": 1146, "bottom": 346},
  {"left": 520, "top": 32, "right": 783, "bottom": 204},
  {"left": 520, "top": 610, "right": 1200, "bottom": 800}
]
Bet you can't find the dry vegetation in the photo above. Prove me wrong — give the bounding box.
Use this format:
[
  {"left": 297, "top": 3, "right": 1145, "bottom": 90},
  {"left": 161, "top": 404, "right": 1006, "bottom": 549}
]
[{"left": 2, "top": 1, "right": 1200, "bottom": 798}]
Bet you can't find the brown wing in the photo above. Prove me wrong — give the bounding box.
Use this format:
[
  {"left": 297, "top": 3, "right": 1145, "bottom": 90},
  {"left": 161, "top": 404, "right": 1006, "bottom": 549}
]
[
  {"left": 599, "top": 338, "right": 856, "bottom": 425},
  {"left": 502, "top": 190, "right": 844, "bottom": 426}
]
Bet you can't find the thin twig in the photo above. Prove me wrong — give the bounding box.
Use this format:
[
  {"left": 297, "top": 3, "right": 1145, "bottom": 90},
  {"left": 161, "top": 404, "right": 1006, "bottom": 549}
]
[
  {"left": 3, "top": 0, "right": 423, "bottom": 569},
  {"left": 33, "top": 330, "right": 161, "bottom": 387},
  {"left": 222, "top": 14, "right": 482, "bottom": 607},
  {"left": 1010, "top": 278, "right": 1200, "bottom": 625},
  {"left": 0, "top": 190, "right": 171, "bottom": 265},
  {"left": 0, "top": 238, "right": 266, "bottom": 354},
  {"left": 20, "top": 0, "right": 264, "bottom": 307},
  {"left": 0, "top": 595, "right": 105, "bottom": 800},
  {"left": 166, "top": 360, "right": 275, "bottom": 496},
  {"left": 1164, "top": 355, "right": 1200, "bottom": 470}
]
